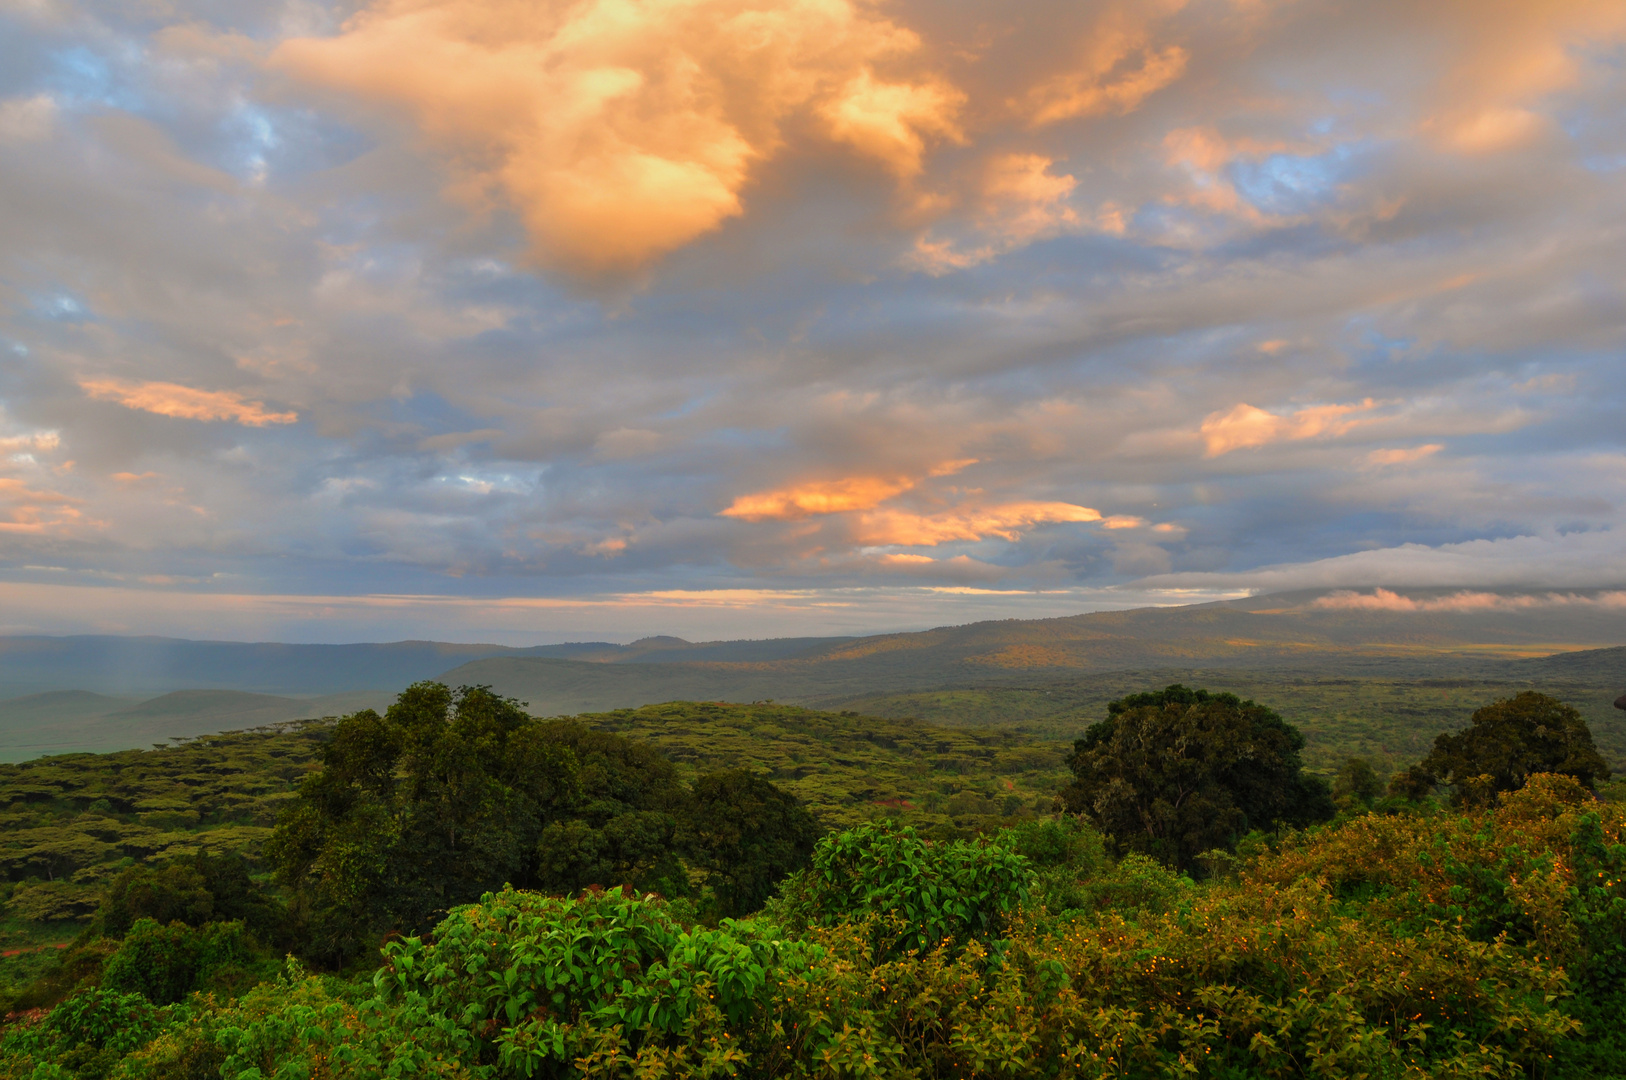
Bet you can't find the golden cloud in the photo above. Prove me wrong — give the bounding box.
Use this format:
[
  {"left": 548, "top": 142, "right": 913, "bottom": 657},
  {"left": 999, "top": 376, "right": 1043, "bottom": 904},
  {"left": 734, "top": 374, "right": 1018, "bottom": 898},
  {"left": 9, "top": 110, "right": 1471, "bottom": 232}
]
[
  {"left": 0, "top": 477, "right": 86, "bottom": 536},
  {"left": 855, "top": 501, "right": 1101, "bottom": 546},
  {"left": 273, "top": 0, "right": 964, "bottom": 274},
  {"left": 1367, "top": 444, "right": 1442, "bottom": 466},
  {"left": 1199, "top": 399, "right": 1376, "bottom": 456},
  {"left": 721, "top": 458, "right": 978, "bottom": 521},
  {"left": 721, "top": 474, "right": 917, "bottom": 521},
  {"left": 1423, "top": 0, "right": 1626, "bottom": 154},
  {"left": 1023, "top": 0, "right": 1188, "bottom": 128},
  {"left": 722, "top": 460, "right": 1103, "bottom": 547},
  {"left": 78, "top": 378, "right": 298, "bottom": 426},
  {"left": 0, "top": 431, "right": 60, "bottom": 455}
]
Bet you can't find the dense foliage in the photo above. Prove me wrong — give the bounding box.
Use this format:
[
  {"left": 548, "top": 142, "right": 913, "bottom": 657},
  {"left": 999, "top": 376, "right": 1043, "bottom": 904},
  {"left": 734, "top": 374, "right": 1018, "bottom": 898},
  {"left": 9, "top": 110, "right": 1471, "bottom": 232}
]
[
  {"left": 1057, "top": 685, "right": 1334, "bottom": 868},
  {"left": 268, "top": 684, "right": 821, "bottom": 963},
  {"left": 4, "top": 681, "right": 1626, "bottom": 1078}
]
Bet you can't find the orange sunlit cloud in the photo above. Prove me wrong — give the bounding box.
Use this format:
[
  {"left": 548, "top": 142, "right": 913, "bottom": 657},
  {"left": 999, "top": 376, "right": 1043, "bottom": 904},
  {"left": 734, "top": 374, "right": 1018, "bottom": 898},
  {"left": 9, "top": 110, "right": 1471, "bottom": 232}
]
[
  {"left": 720, "top": 474, "right": 917, "bottom": 521},
  {"left": 1199, "top": 400, "right": 1378, "bottom": 456},
  {"left": 0, "top": 432, "right": 60, "bottom": 455},
  {"left": 723, "top": 461, "right": 1102, "bottom": 547},
  {"left": 1022, "top": 0, "right": 1188, "bottom": 127},
  {"left": 1367, "top": 444, "right": 1443, "bottom": 466},
  {"left": 721, "top": 459, "right": 977, "bottom": 521},
  {"left": 855, "top": 501, "right": 1101, "bottom": 546},
  {"left": 78, "top": 378, "right": 298, "bottom": 426},
  {"left": 1422, "top": 0, "right": 1626, "bottom": 153},
  {"left": 273, "top": 0, "right": 964, "bottom": 274},
  {"left": 0, "top": 477, "right": 86, "bottom": 536}
]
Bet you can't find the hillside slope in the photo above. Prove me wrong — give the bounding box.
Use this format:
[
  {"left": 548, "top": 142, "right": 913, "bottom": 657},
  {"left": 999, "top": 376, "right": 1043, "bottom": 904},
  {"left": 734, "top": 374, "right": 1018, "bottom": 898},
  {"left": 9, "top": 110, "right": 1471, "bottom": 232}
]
[{"left": 443, "top": 589, "right": 1626, "bottom": 714}]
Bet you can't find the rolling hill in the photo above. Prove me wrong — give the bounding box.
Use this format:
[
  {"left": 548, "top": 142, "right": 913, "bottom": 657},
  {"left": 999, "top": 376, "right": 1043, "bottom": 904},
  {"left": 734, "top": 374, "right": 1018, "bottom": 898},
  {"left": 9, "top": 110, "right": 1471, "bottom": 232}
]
[
  {"left": 1, "top": 588, "right": 1622, "bottom": 762},
  {"left": 441, "top": 590, "right": 1626, "bottom": 714}
]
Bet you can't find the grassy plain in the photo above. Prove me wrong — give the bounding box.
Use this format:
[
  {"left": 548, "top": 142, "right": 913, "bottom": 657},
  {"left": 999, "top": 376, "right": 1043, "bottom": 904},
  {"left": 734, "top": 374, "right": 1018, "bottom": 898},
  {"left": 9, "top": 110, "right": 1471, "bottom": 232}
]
[{"left": 838, "top": 668, "right": 1626, "bottom": 775}]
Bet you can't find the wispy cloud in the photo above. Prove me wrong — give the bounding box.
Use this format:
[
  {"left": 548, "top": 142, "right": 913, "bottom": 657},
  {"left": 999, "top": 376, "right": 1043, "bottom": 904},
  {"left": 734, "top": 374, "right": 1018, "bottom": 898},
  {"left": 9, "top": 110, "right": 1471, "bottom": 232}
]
[
  {"left": 78, "top": 378, "right": 298, "bottom": 427},
  {"left": 1200, "top": 400, "right": 1380, "bottom": 457}
]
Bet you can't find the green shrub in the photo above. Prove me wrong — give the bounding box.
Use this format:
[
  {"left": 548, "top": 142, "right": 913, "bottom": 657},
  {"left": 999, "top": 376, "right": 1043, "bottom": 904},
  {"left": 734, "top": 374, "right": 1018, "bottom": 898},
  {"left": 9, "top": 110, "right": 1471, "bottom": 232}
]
[
  {"left": 775, "top": 821, "right": 1032, "bottom": 956},
  {"left": 102, "top": 919, "right": 271, "bottom": 1005},
  {"left": 996, "top": 815, "right": 1108, "bottom": 913},
  {"left": 375, "top": 886, "right": 820, "bottom": 1078}
]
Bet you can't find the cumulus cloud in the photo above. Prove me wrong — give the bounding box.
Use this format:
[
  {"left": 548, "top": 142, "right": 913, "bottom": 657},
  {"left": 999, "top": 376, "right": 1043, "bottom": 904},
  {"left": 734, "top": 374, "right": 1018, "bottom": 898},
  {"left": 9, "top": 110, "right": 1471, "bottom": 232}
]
[
  {"left": 0, "top": 477, "right": 85, "bottom": 536},
  {"left": 854, "top": 502, "right": 1102, "bottom": 546},
  {"left": 721, "top": 474, "right": 920, "bottom": 521},
  {"left": 271, "top": 0, "right": 965, "bottom": 274}
]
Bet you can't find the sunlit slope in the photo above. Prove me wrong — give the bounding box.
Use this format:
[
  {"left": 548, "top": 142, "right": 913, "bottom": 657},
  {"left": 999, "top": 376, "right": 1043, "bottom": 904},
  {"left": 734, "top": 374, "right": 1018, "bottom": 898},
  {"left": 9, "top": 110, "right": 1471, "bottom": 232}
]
[
  {"left": 442, "top": 591, "right": 1626, "bottom": 714},
  {"left": 836, "top": 654, "right": 1626, "bottom": 776}
]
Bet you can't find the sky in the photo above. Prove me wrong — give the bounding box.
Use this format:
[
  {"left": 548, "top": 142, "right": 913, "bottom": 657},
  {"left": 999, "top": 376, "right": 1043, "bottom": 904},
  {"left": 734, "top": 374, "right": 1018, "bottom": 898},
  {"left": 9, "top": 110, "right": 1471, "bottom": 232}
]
[{"left": 0, "top": 0, "right": 1624, "bottom": 644}]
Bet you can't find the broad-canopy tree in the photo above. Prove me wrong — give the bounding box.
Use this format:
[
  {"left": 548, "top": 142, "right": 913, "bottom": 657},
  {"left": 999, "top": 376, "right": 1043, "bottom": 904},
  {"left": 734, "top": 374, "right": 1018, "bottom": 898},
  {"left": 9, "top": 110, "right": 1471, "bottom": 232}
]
[
  {"left": 681, "top": 769, "right": 822, "bottom": 918},
  {"left": 1414, "top": 691, "right": 1610, "bottom": 806},
  {"left": 1057, "top": 685, "right": 1333, "bottom": 869},
  {"left": 269, "top": 682, "right": 819, "bottom": 964}
]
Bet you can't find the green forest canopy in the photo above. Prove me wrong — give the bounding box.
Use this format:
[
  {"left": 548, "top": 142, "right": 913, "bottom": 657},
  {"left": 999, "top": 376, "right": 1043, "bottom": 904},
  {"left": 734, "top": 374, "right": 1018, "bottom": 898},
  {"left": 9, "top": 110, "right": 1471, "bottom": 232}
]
[{"left": 2, "top": 681, "right": 1626, "bottom": 1078}]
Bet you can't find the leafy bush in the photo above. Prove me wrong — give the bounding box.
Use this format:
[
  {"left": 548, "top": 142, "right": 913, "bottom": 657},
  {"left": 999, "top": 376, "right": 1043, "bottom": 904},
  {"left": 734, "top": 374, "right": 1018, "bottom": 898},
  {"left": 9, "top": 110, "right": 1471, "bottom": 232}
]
[
  {"left": 995, "top": 815, "right": 1108, "bottom": 913},
  {"left": 375, "top": 886, "right": 821, "bottom": 1079},
  {"left": 775, "top": 821, "right": 1032, "bottom": 956},
  {"left": 0, "top": 987, "right": 164, "bottom": 1078},
  {"left": 102, "top": 919, "right": 274, "bottom": 1005}
]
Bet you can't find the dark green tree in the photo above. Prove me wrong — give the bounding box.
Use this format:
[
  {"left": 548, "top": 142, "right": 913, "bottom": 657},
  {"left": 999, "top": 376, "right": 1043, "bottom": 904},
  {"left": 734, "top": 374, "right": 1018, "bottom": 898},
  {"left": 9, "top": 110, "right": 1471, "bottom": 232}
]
[
  {"left": 682, "top": 769, "right": 822, "bottom": 917},
  {"left": 530, "top": 722, "right": 691, "bottom": 899},
  {"left": 1332, "top": 757, "right": 1385, "bottom": 811},
  {"left": 101, "top": 853, "right": 287, "bottom": 944},
  {"left": 1416, "top": 691, "right": 1611, "bottom": 806},
  {"left": 1057, "top": 685, "right": 1333, "bottom": 869},
  {"left": 269, "top": 683, "right": 580, "bottom": 963}
]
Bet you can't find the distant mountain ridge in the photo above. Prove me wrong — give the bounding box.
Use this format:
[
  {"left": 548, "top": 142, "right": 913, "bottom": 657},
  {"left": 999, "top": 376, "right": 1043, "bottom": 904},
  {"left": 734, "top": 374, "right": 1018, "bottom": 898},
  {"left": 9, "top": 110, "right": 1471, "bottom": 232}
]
[
  {"left": 1, "top": 588, "right": 1622, "bottom": 759},
  {"left": 443, "top": 590, "right": 1626, "bottom": 715}
]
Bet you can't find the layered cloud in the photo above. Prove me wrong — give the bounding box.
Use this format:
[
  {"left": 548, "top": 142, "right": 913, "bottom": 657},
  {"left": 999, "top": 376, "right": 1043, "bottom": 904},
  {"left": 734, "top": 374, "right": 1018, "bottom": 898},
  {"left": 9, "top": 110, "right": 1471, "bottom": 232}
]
[
  {"left": 0, "top": 0, "right": 1624, "bottom": 638},
  {"left": 1313, "top": 588, "right": 1626, "bottom": 613}
]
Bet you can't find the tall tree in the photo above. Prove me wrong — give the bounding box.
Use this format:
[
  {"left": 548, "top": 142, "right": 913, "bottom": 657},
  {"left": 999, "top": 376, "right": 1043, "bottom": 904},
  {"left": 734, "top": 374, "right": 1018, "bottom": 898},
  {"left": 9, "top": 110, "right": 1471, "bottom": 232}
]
[
  {"left": 1416, "top": 692, "right": 1611, "bottom": 806},
  {"left": 269, "top": 683, "right": 579, "bottom": 962},
  {"left": 682, "top": 769, "right": 821, "bottom": 918},
  {"left": 1057, "top": 685, "right": 1333, "bottom": 869}
]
